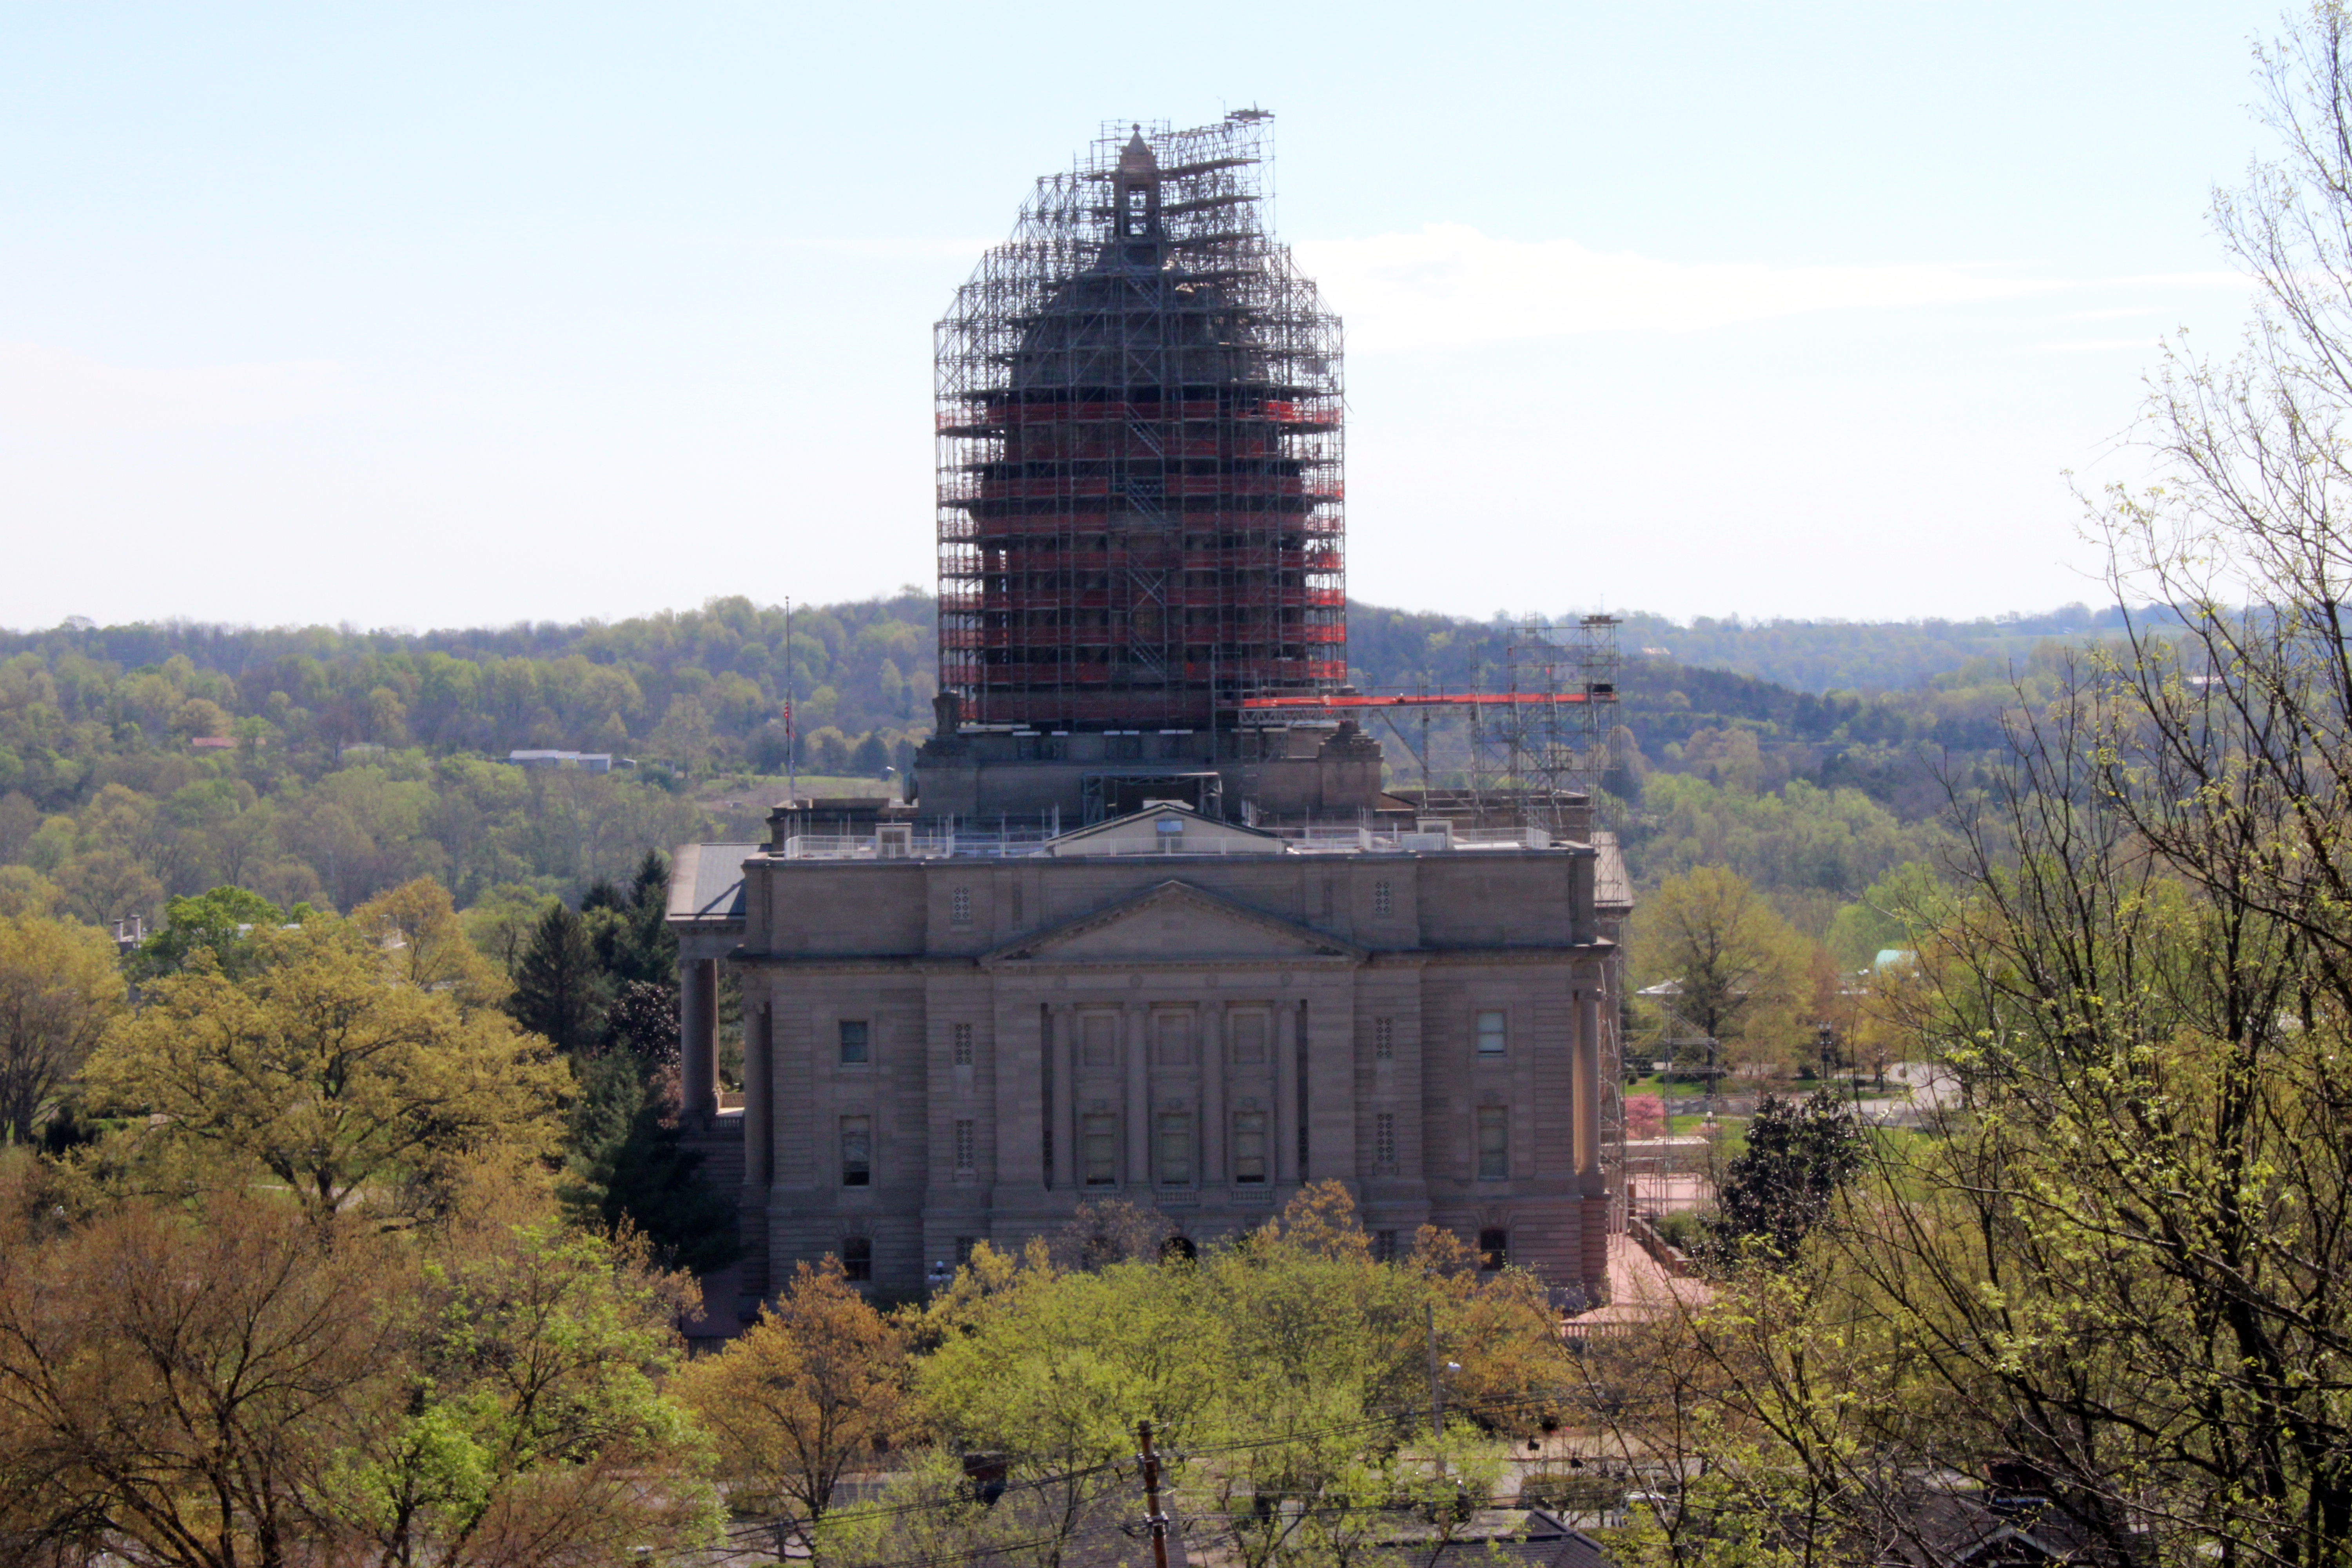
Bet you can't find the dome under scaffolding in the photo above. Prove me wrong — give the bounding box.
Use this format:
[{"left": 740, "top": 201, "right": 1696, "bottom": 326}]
[{"left": 935, "top": 114, "right": 1345, "bottom": 731}]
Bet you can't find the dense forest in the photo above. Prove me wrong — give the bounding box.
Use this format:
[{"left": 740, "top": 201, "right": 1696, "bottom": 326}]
[{"left": 0, "top": 592, "right": 2103, "bottom": 969}]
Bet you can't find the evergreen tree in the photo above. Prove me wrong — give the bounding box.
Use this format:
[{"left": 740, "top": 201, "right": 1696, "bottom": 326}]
[
  {"left": 510, "top": 902, "right": 608, "bottom": 1053},
  {"left": 585, "top": 854, "right": 677, "bottom": 993},
  {"left": 562, "top": 1048, "right": 737, "bottom": 1273},
  {"left": 1706, "top": 1089, "right": 1863, "bottom": 1263},
  {"left": 608, "top": 978, "right": 679, "bottom": 1067}
]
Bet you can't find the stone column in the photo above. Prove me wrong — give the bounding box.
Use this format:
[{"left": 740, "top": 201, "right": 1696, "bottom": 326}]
[
  {"left": 680, "top": 955, "right": 718, "bottom": 1120},
  {"left": 1202, "top": 1002, "right": 1226, "bottom": 1185},
  {"left": 1050, "top": 1004, "right": 1074, "bottom": 1192},
  {"left": 1296, "top": 999, "right": 1311, "bottom": 1181},
  {"left": 1575, "top": 986, "right": 1605, "bottom": 1198},
  {"left": 744, "top": 1000, "right": 772, "bottom": 1189},
  {"left": 1274, "top": 998, "right": 1300, "bottom": 1186},
  {"left": 1125, "top": 1003, "right": 1151, "bottom": 1187}
]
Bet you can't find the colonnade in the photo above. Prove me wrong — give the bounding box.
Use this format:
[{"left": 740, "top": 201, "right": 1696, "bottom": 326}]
[{"left": 1040, "top": 996, "right": 1309, "bottom": 1192}]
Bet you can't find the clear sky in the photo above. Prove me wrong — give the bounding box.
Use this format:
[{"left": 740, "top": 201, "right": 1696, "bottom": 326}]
[{"left": 0, "top": 2, "right": 2286, "bottom": 632}]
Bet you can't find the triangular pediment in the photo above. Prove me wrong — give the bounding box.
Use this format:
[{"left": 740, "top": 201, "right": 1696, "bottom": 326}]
[
  {"left": 1044, "top": 803, "right": 1285, "bottom": 858},
  {"left": 982, "top": 880, "right": 1364, "bottom": 966}
]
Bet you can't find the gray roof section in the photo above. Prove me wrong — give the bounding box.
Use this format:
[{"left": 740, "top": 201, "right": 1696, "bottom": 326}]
[{"left": 668, "top": 842, "right": 759, "bottom": 925}]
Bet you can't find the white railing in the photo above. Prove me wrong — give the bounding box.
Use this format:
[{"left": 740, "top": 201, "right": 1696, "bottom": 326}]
[{"left": 774, "top": 825, "right": 1563, "bottom": 861}]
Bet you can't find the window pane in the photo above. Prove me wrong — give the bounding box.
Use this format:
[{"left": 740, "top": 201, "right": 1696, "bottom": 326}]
[
  {"left": 1477, "top": 1105, "right": 1507, "bottom": 1179},
  {"left": 842, "top": 1236, "right": 873, "bottom": 1281},
  {"left": 953, "top": 1022, "right": 974, "bottom": 1066},
  {"left": 954, "top": 1118, "right": 976, "bottom": 1171},
  {"left": 1376, "top": 1111, "right": 1397, "bottom": 1166},
  {"left": 1232, "top": 1111, "right": 1267, "bottom": 1183},
  {"left": 840, "top": 1020, "right": 870, "bottom": 1064},
  {"left": 1157, "top": 1112, "right": 1192, "bottom": 1185},
  {"left": 1475, "top": 1010, "right": 1506, "bottom": 1056},
  {"left": 1375, "top": 1017, "right": 1394, "bottom": 1061},
  {"left": 841, "top": 1115, "right": 871, "bottom": 1186},
  {"left": 1083, "top": 1113, "right": 1118, "bottom": 1186}
]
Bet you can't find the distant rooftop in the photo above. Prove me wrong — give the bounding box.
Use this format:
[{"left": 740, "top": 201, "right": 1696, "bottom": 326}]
[{"left": 506, "top": 750, "right": 619, "bottom": 773}]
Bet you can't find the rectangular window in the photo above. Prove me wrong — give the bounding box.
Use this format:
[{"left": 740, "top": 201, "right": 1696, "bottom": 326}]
[
  {"left": 841, "top": 1115, "right": 871, "bottom": 1186},
  {"left": 1232, "top": 1110, "right": 1268, "bottom": 1183},
  {"left": 839, "top": 1020, "right": 870, "bottom": 1065},
  {"left": 842, "top": 1236, "right": 873, "bottom": 1281},
  {"left": 1374, "top": 879, "right": 1393, "bottom": 916},
  {"left": 954, "top": 1236, "right": 977, "bottom": 1265},
  {"left": 1230, "top": 1012, "right": 1267, "bottom": 1065},
  {"left": 951, "top": 884, "right": 973, "bottom": 924},
  {"left": 1082, "top": 1012, "right": 1119, "bottom": 1068},
  {"left": 953, "top": 1022, "right": 974, "bottom": 1067},
  {"left": 1477, "top": 1105, "right": 1508, "bottom": 1180},
  {"left": 1157, "top": 1111, "right": 1192, "bottom": 1185},
  {"left": 1082, "top": 1113, "right": 1119, "bottom": 1186},
  {"left": 1154, "top": 1012, "right": 1194, "bottom": 1067},
  {"left": 1375, "top": 1016, "right": 1394, "bottom": 1061},
  {"left": 1475, "top": 1009, "right": 1507, "bottom": 1057},
  {"left": 954, "top": 1118, "right": 976, "bottom": 1172},
  {"left": 1477, "top": 1228, "right": 1508, "bottom": 1272},
  {"left": 1373, "top": 1229, "right": 1399, "bottom": 1263},
  {"left": 1375, "top": 1111, "right": 1397, "bottom": 1167}
]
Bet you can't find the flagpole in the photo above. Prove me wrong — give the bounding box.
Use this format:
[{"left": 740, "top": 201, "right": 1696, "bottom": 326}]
[{"left": 784, "top": 595, "right": 797, "bottom": 808}]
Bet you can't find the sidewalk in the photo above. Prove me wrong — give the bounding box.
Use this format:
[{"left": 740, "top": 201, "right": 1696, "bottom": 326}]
[{"left": 1565, "top": 1233, "right": 1708, "bottom": 1335}]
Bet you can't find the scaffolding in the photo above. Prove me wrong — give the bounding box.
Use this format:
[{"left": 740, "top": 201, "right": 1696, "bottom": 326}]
[
  {"left": 1467, "top": 615, "right": 1622, "bottom": 833},
  {"left": 936, "top": 113, "right": 1345, "bottom": 731}
]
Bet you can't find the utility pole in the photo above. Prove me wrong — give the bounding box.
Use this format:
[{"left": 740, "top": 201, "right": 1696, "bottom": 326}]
[{"left": 1137, "top": 1419, "right": 1170, "bottom": 1568}]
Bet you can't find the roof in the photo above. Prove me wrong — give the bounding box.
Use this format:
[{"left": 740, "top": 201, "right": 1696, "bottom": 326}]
[
  {"left": 1360, "top": 1509, "right": 1614, "bottom": 1568},
  {"left": 1880, "top": 1491, "right": 2129, "bottom": 1568},
  {"left": 1044, "top": 803, "right": 1287, "bottom": 858},
  {"left": 666, "top": 842, "right": 759, "bottom": 925}
]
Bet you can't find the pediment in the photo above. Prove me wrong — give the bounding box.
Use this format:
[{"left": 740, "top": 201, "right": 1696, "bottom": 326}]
[{"left": 982, "top": 880, "right": 1364, "bottom": 966}]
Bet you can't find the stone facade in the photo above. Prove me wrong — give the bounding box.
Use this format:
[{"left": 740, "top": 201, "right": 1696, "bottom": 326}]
[{"left": 671, "top": 806, "right": 1626, "bottom": 1307}]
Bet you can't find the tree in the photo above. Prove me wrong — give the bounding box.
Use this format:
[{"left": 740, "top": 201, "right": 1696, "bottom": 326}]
[
  {"left": 672, "top": 1259, "right": 909, "bottom": 1559},
  {"left": 1705, "top": 1089, "right": 1864, "bottom": 1264},
  {"left": 338, "top": 1183, "right": 720, "bottom": 1565},
  {"left": 1607, "top": 20, "right": 2352, "bottom": 1566},
  {"left": 507, "top": 902, "right": 606, "bottom": 1055},
  {"left": 560, "top": 1049, "right": 735, "bottom": 1273},
  {"left": 129, "top": 884, "right": 287, "bottom": 981},
  {"left": 82, "top": 916, "right": 568, "bottom": 1225},
  {"left": 458, "top": 883, "right": 555, "bottom": 980},
  {"left": 606, "top": 978, "right": 679, "bottom": 1067},
  {"left": 0, "top": 1175, "right": 721, "bottom": 1568},
  {"left": 1638, "top": 866, "right": 1809, "bottom": 1073},
  {"left": 350, "top": 877, "right": 507, "bottom": 1015},
  {"left": 0, "top": 1192, "right": 405, "bottom": 1568},
  {"left": 898, "top": 1185, "right": 1545, "bottom": 1568},
  {"left": 0, "top": 915, "right": 122, "bottom": 1142}
]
